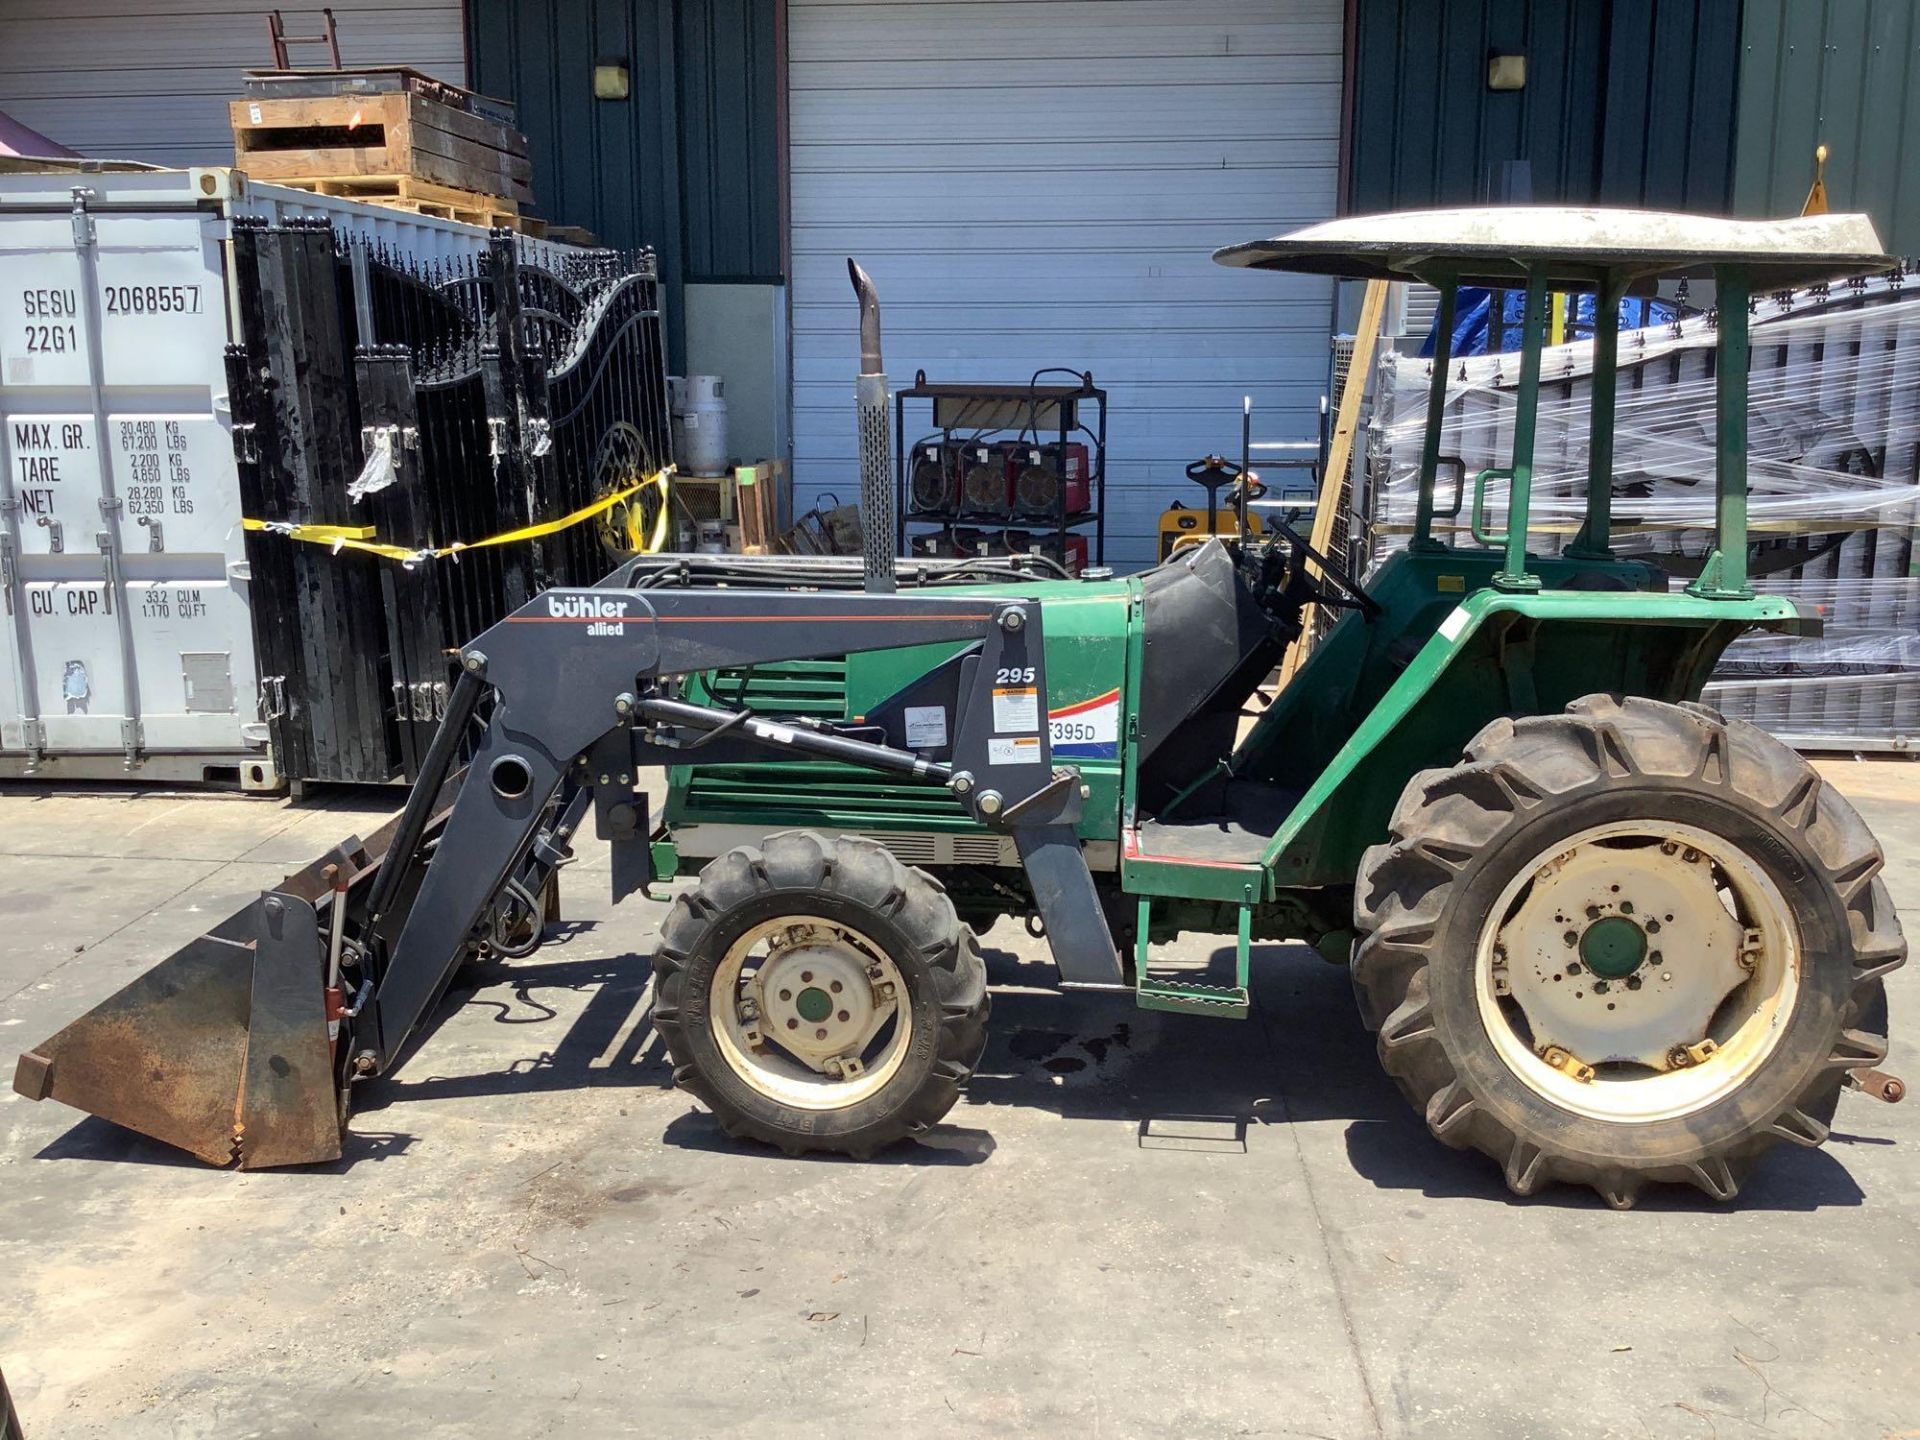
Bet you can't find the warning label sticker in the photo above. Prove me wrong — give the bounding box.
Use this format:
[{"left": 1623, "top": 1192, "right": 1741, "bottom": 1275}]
[
  {"left": 991, "top": 685, "right": 1039, "bottom": 733},
  {"left": 904, "top": 704, "right": 948, "bottom": 749},
  {"left": 987, "top": 735, "right": 1042, "bottom": 766}
]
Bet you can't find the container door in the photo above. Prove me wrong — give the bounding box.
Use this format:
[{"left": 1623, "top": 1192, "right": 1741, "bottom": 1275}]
[{"left": 0, "top": 203, "right": 261, "bottom": 769}]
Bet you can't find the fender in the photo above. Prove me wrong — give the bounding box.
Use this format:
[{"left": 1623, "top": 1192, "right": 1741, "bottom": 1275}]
[{"left": 1259, "top": 582, "right": 1810, "bottom": 889}]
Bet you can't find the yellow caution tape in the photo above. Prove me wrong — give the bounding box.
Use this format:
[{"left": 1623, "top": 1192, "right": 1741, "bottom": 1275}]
[
  {"left": 597, "top": 467, "right": 673, "bottom": 556},
  {"left": 244, "top": 468, "right": 673, "bottom": 564}
]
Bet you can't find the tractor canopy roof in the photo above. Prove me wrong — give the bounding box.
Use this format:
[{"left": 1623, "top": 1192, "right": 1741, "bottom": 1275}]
[{"left": 1213, "top": 207, "right": 1890, "bottom": 291}]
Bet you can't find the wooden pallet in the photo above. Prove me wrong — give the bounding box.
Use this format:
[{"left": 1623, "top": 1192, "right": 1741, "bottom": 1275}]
[
  {"left": 266, "top": 174, "right": 546, "bottom": 234},
  {"left": 231, "top": 89, "right": 534, "bottom": 206}
]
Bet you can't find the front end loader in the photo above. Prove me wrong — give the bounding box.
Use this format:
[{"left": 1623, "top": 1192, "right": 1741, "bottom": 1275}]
[{"left": 15, "top": 209, "right": 1908, "bottom": 1206}]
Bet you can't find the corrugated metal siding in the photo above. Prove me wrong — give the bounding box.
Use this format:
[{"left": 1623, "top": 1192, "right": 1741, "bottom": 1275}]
[
  {"left": 468, "top": 0, "right": 782, "bottom": 356},
  {"left": 676, "top": 0, "right": 782, "bottom": 281},
  {"left": 1348, "top": 0, "right": 1740, "bottom": 213},
  {"left": 1735, "top": 0, "right": 1920, "bottom": 255},
  {"left": 468, "top": 0, "right": 686, "bottom": 335},
  {"left": 0, "top": 0, "right": 464, "bottom": 166},
  {"left": 787, "top": 0, "right": 1344, "bottom": 572}
]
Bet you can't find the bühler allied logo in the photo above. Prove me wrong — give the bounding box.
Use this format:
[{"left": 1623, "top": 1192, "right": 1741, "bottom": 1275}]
[{"left": 549, "top": 592, "right": 630, "bottom": 636}]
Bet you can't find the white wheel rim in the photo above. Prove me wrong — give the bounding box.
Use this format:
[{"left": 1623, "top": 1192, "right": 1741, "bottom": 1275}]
[
  {"left": 1474, "top": 820, "right": 1801, "bottom": 1123},
  {"left": 709, "top": 916, "right": 913, "bottom": 1111}
]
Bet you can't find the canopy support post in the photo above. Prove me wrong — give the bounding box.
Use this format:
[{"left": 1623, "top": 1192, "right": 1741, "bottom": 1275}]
[
  {"left": 1410, "top": 277, "right": 1457, "bottom": 554},
  {"left": 1492, "top": 270, "right": 1547, "bottom": 592},
  {"left": 1687, "top": 264, "right": 1754, "bottom": 600}
]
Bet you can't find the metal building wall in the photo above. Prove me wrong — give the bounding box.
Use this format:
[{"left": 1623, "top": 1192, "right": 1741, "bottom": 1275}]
[
  {"left": 1735, "top": 0, "right": 1920, "bottom": 255},
  {"left": 786, "top": 0, "right": 1345, "bottom": 571},
  {"left": 465, "top": 0, "right": 782, "bottom": 352},
  {"left": 1347, "top": 0, "right": 1741, "bottom": 213},
  {"left": 0, "top": 0, "right": 465, "bottom": 167},
  {"left": 675, "top": 0, "right": 783, "bottom": 282}
]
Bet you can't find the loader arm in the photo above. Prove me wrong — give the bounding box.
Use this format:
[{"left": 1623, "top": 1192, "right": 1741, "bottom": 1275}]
[{"left": 15, "top": 584, "right": 1122, "bottom": 1167}]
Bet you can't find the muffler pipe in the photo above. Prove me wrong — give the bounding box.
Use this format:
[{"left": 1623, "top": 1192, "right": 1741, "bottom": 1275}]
[{"left": 849, "top": 259, "right": 897, "bottom": 594}]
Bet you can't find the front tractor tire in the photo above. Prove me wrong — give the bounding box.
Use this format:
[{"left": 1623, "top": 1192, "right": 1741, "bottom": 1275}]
[
  {"left": 1353, "top": 695, "right": 1905, "bottom": 1208},
  {"left": 652, "top": 832, "right": 989, "bottom": 1158}
]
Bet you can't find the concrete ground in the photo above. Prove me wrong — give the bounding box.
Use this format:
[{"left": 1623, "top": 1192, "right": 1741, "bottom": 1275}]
[{"left": 1, "top": 761, "right": 1917, "bottom": 1440}]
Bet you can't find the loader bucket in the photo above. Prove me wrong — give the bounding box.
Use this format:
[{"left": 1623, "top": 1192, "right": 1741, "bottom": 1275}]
[
  {"left": 11, "top": 777, "right": 463, "bottom": 1169},
  {"left": 13, "top": 892, "right": 339, "bottom": 1168}
]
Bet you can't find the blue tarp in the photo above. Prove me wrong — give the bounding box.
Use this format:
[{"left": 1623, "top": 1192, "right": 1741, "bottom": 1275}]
[{"left": 1419, "top": 289, "right": 1678, "bottom": 358}]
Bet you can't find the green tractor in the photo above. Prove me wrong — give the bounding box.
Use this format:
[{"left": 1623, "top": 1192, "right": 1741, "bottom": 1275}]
[
  {"left": 14, "top": 209, "right": 1906, "bottom": 1209},
  {"left": 650, "top": 210, "right": 1905, "bottom": 1206}
]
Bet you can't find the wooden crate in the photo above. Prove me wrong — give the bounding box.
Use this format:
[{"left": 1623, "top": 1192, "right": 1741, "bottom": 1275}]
[
  {"left": 731, "top": 461, "right": 786, "bottom": 554},
  {"left": 231, "top": 90, "right": 534, "bottom": 207},
  {"left": 243, "top": 65, "right": 518, "bottom": 129}
]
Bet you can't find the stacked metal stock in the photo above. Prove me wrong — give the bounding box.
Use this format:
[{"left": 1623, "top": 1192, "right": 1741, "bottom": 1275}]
[{"left": 1366, "top": 270, "right": 1920, "bottom": 750}]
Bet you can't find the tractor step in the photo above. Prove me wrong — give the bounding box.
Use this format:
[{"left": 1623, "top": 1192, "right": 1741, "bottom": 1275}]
[
  {"left": 1132, "top": 896, "right": 1253, "bottom": 1019},
  {"left": 1135, "top": 976, "right": 1251, "bottom": 1018}
]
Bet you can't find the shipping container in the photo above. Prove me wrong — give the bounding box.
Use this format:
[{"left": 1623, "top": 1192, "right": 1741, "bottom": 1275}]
[{"left": 0, "top": 167, "right": 569, "bottom": 786}]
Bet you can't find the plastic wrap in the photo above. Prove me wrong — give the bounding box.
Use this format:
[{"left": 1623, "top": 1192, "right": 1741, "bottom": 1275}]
[{"left": 1366, "top": 273, "right": 1919, "bottom": 749}]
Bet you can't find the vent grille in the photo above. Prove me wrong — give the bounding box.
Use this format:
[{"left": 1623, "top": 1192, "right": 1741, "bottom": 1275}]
[
  {"left": 691, "top": 659, "right": 848, "bottom": 717},
  {"left": 952, "top": 835, "right": 1009, "bottom": 863},
  {"left": 879, "top": 834, "right": 940, "bottom": 864},
  {"left": 676, "top": 659, "right": 968, "bottom": 829}
]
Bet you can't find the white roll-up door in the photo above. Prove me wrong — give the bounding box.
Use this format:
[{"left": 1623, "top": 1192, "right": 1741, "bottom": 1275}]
[
  {"left": 0, "top": 0, "right": 465, "bottom": 168},
  {"left": 788, "top": 0, "right": 1343, "bottom": 569}
]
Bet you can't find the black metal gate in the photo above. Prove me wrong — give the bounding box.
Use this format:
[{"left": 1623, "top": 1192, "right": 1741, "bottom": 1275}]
[{"left": 226, "top": 221, "right": 671, "bottom": 784}]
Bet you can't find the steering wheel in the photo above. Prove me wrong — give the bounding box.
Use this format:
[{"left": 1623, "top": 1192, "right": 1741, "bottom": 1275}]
[{"left": 1265, "top": 513, "right": 1382, "bottom": 619}]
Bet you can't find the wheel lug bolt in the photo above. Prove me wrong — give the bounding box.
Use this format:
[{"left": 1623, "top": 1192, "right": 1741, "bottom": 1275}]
[
  {"left": 1563, "top": 930, "right": 1578, "bottom": 946},
  {"left": 1593, "top": 980, "right": 1610, "bottom": 994},
  {"left": 800, "top": 971, "right": 813, "bottom": 983},
  {"left": 786, "top": 1019, "right": 798, "bottom": 1030},
  {"left": 1646, "top": 919, "right": 1661, "bottom": 934},
  {"left": 815, "top": 1027, "right": 828, "bottom": 1040},
  {"left": 779, "top": 989, "right": 792, "bottom": 1001},
  {"left": 838, "top": 1010, "right": 850, "bottom": 1022},
  {"left": 830, "top": 980, "right": 843, "bottom": 993},
  {"left": 1625, "top": 976, "right": 1642, "bottom": 990},
  {"left": 1620, "top": 900, "right": 1635, "bottom": 914}
]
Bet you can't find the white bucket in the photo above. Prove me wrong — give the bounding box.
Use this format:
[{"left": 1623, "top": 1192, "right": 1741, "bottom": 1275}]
[{"left": 671, "top": 373, "right": 729, "bottom": 476}]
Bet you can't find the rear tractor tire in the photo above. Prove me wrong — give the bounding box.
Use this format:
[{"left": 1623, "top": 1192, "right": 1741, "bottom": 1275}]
[
  {"left": 1353, "top": 695, "right": 1905, "bottom": 1208},
  {"left": 652, "top": 832, "right": 990, "bottom": 1158}
]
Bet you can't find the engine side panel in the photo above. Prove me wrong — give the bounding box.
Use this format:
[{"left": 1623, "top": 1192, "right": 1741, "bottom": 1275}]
[{"left": 664, "top": 580, "right": 1136, "bottom": 862}]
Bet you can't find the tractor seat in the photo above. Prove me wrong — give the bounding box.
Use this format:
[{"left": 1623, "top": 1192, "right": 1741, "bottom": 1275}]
[{"left": 1134, "top": 778, "right": 1302, "bottom": 866}]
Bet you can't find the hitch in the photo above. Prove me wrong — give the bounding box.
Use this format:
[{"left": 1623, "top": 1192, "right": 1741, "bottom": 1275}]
[{"left": 1848, "top": 1067, "right": 1906, "bottom": 1104}]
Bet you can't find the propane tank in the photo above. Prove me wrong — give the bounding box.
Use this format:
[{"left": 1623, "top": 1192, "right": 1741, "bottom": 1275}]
[{"left": 670, "top": 374, "right": 730, "bottom": 476}]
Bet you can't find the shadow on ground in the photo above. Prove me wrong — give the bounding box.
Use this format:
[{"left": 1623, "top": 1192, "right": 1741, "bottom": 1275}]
[{"left": 31, "top": 931, "right": 1876, "bottom": 1208}]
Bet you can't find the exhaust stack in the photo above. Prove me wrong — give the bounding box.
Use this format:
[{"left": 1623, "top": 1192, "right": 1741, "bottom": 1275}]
[{"left": 848, "top": 259, "right": 897, "bottom": 594}]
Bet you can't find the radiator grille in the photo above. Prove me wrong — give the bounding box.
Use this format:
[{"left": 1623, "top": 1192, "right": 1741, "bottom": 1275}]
[{"left": 672, "top": 660, "right": 970, "bottom": 830}]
